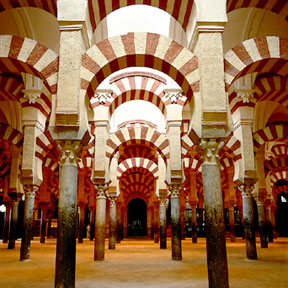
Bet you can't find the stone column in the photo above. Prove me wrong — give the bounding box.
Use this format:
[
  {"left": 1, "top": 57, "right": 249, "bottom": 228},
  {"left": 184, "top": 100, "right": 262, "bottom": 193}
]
[
  {"left": 154, "top": 202, "right": 159, "bottom": 243},
  {"left": 159, "top": 195, "right": 167, "bottom": 249},
  {"left": 55, "top": 141, "right": 80, "bottom": 288},
  {"left": 147, "top": 206, "right": 152, "bottom": 238},
  {"left": 200, "top": 140, "right": 228, "bottom": 288},
  {"left": 228, "top": 202, "right": 236, "bottom": 243},
  {"left": 2, "top": 203, "right": 11, "bottom": 243},
  {"left": 116, "top": 203, "right": 122, "bottom": 243},
  {"left": 20, "top": 185, "right": 38, "bottom": 261},
  {"left": 8, "top": 197, "right": 20, "bottom": 249},
  {"left": 170, "top": 184, "right": 182, "bottom": 260},
  {"left": 265, "top": 203, "right": 274, "bottom": 242},
  {"left": 40, "top": 204, "right": 48, "bottom": 243},
  {"left": 94, "top": 184, "right": 107, "bottom": 261},
  {"left": 78, "top": 203, "right": 86, "bottom": 243},
  {"left": 89, "top": 207, "right": 95, "bottom": 241},
  {"left": 239, "top": 183, "right": 257, "bottom": 260},
  {"left": 256, "top": 198, "right": 268, "bottom": 248},
  {"left": 108, "top": 193, "right": 117, "bottom": 250},
  {"left": 123, "top": 206, "right": 127, "bottom": 238},
  {"left": 47, "top": 210, "right": 52, "bottom": 238},
  {"left": 190, "top": 202, "right": 198, "bottom": 243},
  {"left": 180, "top": 206, "right": 186, "bottom": 240}
]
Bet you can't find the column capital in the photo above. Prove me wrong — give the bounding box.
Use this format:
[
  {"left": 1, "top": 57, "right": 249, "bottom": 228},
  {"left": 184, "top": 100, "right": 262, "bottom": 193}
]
[
  {"left": 198, "top": 139, "right": 223, "bottom": 164},
  {"left": 95, "top": 183, "right": 109, "bottom": 199},
  {"left": 238, "top": 183, "right": 254, "bottom": 197},
  {"left": 168, "top": 184, "right": 182, "bottom": 198},
  {"left": 57, "top": 140, "right": 81, "bottom": 166},
  {"left": 107, "top": 193, "right": 117, "bottom": 206},
  {"left": 24, "top": 185, "right": 38, "bottom": 198}
]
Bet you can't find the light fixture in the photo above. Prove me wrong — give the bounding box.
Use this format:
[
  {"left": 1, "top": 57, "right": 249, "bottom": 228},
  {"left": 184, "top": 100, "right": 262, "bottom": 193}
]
[{"left": 0, "top": 204, "right": 6, "bottom": 213}]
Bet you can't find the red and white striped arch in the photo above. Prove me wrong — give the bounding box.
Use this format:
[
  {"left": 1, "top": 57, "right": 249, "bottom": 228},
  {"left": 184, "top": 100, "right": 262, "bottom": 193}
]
[
  {"left": 270, "top": 169, "right": 288, "bottom": 187},
  {"left": 227, "top": 0, "right": 288, "bottom": 22},
  {"left": 87, "top": 0, "right": 194, "bottom": 33},
  {"left": 271, "top": 143, "right": 288, "bottom": 158},
  {"left": 43, "top": 157, "right": 58, "bottom": 173},
  {"left": 0, "top": 124, "right": 23, "bottom": 148},
  {"left": 254, "top": 75, "right": 288, "bottom": 108},
  {"left": 117, "top": 157, "right": 158, "bottom": 179},
  {"left": 253, "top": 124, "right": 288, "bottom": 152},
  {"left": 0, "top": 35, "right": 58, "bottom": 94},
  {"left": 106, "top": 124, "right": 169, "bottom": 162},
  {"left": 35, "top": 130, "right": 56, "bottom": 161},
  {"left": 0, "top": 0, "right": 57, "bottom": 16},
  {"left": 81, "top": 32, "right": 199, "bottom": 104},
  {"left": 224, "top": 36, "right": 288, "bottom": 90},
  {"left": 265, "top": 157, "right": 288, "bottom": 176},
  {"left": 183, "top": 156, "right": 202, "bottom": 172},
  {"left": 91, "top": 74, "right": 167, "bottom": 114},
  {"left": 273, "top": 185, "right": 288, "bottom": 195},
  {"left": 78, "top": 157, "right": 93, "bottom": 169}
]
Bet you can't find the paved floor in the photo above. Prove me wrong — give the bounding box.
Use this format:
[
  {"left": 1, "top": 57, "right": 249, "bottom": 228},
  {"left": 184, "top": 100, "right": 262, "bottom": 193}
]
[{"left": 0, "top": 237, "right": 287, "bottom": 288}]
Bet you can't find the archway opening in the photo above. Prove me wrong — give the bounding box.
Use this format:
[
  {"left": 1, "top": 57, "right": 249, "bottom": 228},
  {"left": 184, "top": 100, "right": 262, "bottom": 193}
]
[
  {"left": 127, "top": 198, "right": 147, "bottom": 237},
  {"left": 275, "top": 192, "right": 288, "bottom": 236}
]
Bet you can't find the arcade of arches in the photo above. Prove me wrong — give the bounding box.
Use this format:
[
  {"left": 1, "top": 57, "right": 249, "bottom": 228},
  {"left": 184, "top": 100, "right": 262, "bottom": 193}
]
[{"left": 0, "top": 1, "right": 288, "bottom": 287}]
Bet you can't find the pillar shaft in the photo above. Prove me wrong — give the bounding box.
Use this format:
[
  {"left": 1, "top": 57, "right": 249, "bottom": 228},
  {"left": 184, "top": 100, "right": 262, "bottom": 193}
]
[
  {"left": 265, "top": 205, "right": 274, "bottom": 242},
  {"left": 8, "top": 199, "right": 19, "bottom": 249},
  {"left": 154, "top": 204, "right": 159, "bottom": 243},
  {"left": 147, "top": 207, "right": 152, "bottom": 238},
  {"left": 200, "top": 140, "right": 228, "bottom": 288},
  {"left": 170, "top": 185, "right": 182, "bottom": 260},
  {"left": 78, "top": 204, "right": 85, "bottom": 243},
  {"left": 257, "top": 202, "right": 268, "bottom": 248},
  {"left": 190, "top": 204, "right": 197, "bottom": 243},
  {"left": 2, "top": 204, "right": 11, "bottom": 243},
  {"left": 108, "top": 196, "right": 117, "bottom": 250},
  {"left": 159, "top": 199, "right": 167, "bottom": 249},
  {"left": 40, "top": 205, "right": 48, "bottom": 243},
  {"left": 228, "top": 205, "right": 236, "bottom": 242},
  {"left": 55, "top": 141, "right": 80, "bottom": 288},
  {"left": 240, "top": 184, "right": 257, "bottom": 260},
  {"left": 89, "top": 207, "right": 95, "bottom": 241},
  {"left": 20, "top": 186, "right": 37, "bottom": 260},
  {"left": 116, "top": 204, "right": 122, "bottom": 243},
  {"left": 94, "top": 185, "right": 107, "bottom": 261}
]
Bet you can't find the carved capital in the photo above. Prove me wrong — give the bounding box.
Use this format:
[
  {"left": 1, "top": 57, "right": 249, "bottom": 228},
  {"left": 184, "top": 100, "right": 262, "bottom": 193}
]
[
  {"left": 107, "top": 192, "right": 117, "bottom": 206},
  {"left": 57, "top": 141, "right": 81, "bottom": 166},
  {"left": 198, "top": 139, "right": 223, "bottom": 164},
  {"left": 236, "top": 89, "right": 256, "bottom": 104},
  {"left": 168, "top": 184, "right": 181, "bottom": 198},
  {"left": 95, "top": 184, "right": 109, "bottom": 199},
  {"left": 22, "top": 89, "right": 42, "bottom": 104},
  {"left": 163, "top": 89, "right": 184, "bottom": 104},
  {"left": 24, "top": 185, "right": 38, "bottom": 198},
  {"left": 158, "top": 197, "right": 167, "bottom": 207},
  {"left": 238, "top": 183, "right": 254, "bottom": 197},
  {"left": 94, "top": 89, "right": 113, "bottom": 104}
]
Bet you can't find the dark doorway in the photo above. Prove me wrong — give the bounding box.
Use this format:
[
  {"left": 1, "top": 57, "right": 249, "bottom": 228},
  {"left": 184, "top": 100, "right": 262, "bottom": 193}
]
[
  {"left": 127, "top": 198, "right": 147, "bottom": 237},
  {"left": 275, "top": 192, "right": 288, "bottom": 236}
]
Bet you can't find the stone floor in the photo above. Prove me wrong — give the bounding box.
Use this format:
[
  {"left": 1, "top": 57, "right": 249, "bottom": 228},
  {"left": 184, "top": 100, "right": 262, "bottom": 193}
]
[{"left": 0, "top": 237, "right": 287, "bottom": 288}]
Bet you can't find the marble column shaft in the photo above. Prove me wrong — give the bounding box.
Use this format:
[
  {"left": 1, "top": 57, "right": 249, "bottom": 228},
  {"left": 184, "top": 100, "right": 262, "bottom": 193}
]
[
  {"left": 154, "top": 204, "right": 159, "bottom": 243},
  {"left": 265, "top": 205, "right": 274, "bottom": 242},
  {"left": 94, "top": 185, "right": 107, "bottom": 261},
  {"left": 78, "top": 204, "right": 85, "bottom": 243},
  {"left": 108, "top": 196, "right": 117, "bottom": 250},
  {"left": 159, "top": 198, "right": 167, "bottom": 249},
  {"left": 89, "top": 207, "right": 95, "bottom": 241},
  {"left": 20, "top": 186, "right": 37, "bottom": 261},
  {"left": 190, "top": 203, "right": 197, "bottom": 243},
  {"left": 40, "top": 205, "right": 48, "bottom": 243},
  {"left": 170, "top": 185, "right": 182, "bottom": 260},
  {"left": 228, "top": 205, "right": 236, "bottom": 243},
  {"left": 257, "top": 201, "right": 268, "bottom": 248},
  {"left": 8, "top": 199, "right": 19, "bottom": 249},
  {"left": 55, "top": 142, "right": 80, "bottom": 288},
  {"left": 2, "top": 204, "right": 11, "bottom": 243},
  {"left": 200, "top": 140, "right": 229, "bottom": 288},
  {"left": 240, "top": 184, "right": 257, "bottom": 260}
]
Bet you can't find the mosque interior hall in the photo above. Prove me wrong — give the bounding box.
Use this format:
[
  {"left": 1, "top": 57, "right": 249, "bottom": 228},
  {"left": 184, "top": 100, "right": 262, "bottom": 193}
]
[{"left": 0, "top": 0, "right": 288, "bottom": 287}]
